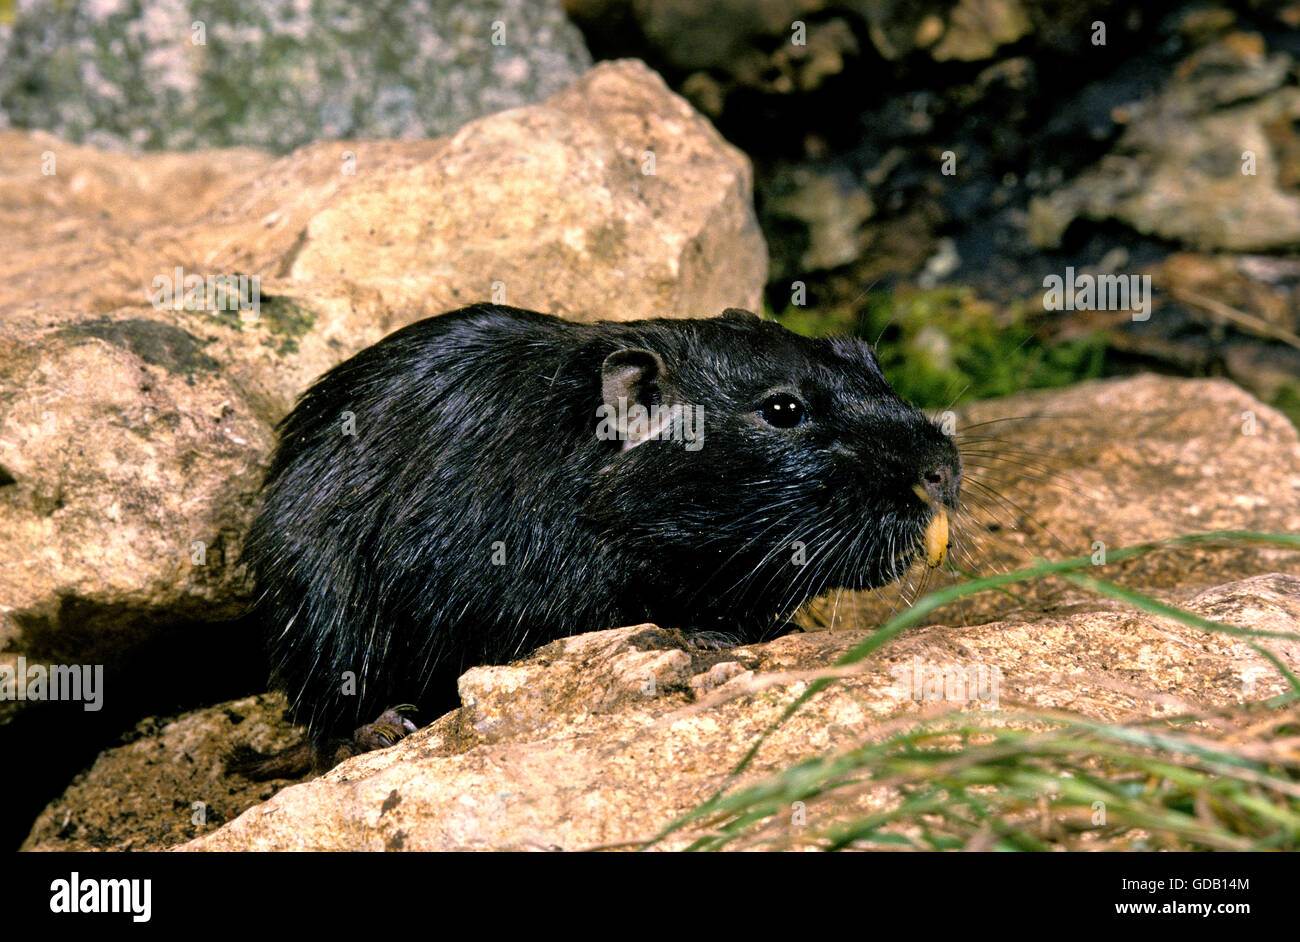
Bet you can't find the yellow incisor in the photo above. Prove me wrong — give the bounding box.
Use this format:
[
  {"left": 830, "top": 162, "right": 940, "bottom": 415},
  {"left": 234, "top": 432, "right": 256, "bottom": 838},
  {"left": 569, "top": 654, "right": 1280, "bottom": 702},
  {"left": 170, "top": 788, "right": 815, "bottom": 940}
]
[{"left": 912, "top": 484, "right": 950, "bottom": 568}]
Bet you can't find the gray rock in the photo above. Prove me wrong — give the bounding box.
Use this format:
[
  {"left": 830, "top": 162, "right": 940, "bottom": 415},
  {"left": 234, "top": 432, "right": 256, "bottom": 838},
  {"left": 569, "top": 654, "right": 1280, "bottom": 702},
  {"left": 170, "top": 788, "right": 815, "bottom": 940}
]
[
  {"left": 0, "top": 0, "right": 592, "bottom": 153},
  {"left": 1027, "top": 35, "right": 1300, "bottom": 253},
  {"left": 764, "top": 166, "right": 875, "bottom": 272}
]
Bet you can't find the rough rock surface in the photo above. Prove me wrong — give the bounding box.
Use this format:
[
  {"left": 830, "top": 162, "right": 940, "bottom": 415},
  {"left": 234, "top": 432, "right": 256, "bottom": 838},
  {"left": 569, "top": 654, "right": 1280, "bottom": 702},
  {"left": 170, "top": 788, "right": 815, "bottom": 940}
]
[
  {"left": 0, "top": 320, "right": 274, "bottom": 661},
  {"left": 1028, "top": 34, "right": 1300, "bottom": 253},
  {"left": 22, "top": 694, "right": 299, "bottom": 852},
  {"left": 182, "top": 59, "right": 767, "bottom": 325},
  {"left": 0, "top": 0, "right": 592, "bottom": 153},
  {"left": 17, "top": 374, "right": 1300, "bottom": 850},
  {"left": 176, "top": 572, "right": 1300, "bottom": 852},
  {"left": 3, "top": 59, "right": 764, "bottom": 335}
]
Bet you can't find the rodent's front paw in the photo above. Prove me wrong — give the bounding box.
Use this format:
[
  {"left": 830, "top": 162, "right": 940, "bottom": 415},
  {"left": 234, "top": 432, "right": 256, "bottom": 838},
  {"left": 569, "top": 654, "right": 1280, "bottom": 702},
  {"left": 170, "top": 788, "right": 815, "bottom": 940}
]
[
  {"left": 684, "top": 630, "right": 740, "bottom": 651},
  {"left": 351, "top": 705, "right": 420, "bottom": 752}
]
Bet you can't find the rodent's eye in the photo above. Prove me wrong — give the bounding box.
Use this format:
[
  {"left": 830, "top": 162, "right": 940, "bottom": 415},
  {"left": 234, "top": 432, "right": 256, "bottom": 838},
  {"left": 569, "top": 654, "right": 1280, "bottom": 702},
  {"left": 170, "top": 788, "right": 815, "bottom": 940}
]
[{"left": 759, "top": 393, "right": 806, "bottom": 429}]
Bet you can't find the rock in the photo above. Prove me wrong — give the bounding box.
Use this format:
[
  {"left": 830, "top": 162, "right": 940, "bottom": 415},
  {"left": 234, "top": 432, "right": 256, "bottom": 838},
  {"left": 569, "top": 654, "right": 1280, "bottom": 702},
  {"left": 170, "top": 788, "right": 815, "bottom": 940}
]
[
  {"left": 185, "top": 59, "right": 767, "bottom": 324},
  {"left": 930, "top": 0, "right": 1032, "bottom": 62},
  {"left": 0, "top": 318, "right": 274, "bottom": 666},
  {"left": 1092, "top": 252, "right": 1300, "bottom": 415},
  {"left": 21, "top": 694, "right": 299, "bottom": 852},
  {"left": 0, "top": 59, "right": 768, "bottom": 841},
  {"left": 19, "top": 375, "right": 1300, "bottom": 850},
  {"left": 0, "top": 130, "right": 277, "bottom": 319},
  {"left": 577, "top": 1, "right": 1115, "bottom": 92},
  {"left": 2, "top": 60, "right": 766, "bottom": 333},
  {"left": 764, "top": 167, "right": 875, "bottom": 272},
  {"left": 1027, "top": 35, "right": 1300, "bottom": 253},
  {"left": 175, "top": 570, "right": 1300, "bottom": 851},
  {"left": 626, "top": 0, "right": 819, "bottom": 73},
  {"left": 957, "top": 373, "right": 1300, "bottom": 574},
  {"left": 0, "top": 0, "right": 592, "bottom": 153},
  {"left": 620, "top": 0, "right": 1034, "bottom": 70}
]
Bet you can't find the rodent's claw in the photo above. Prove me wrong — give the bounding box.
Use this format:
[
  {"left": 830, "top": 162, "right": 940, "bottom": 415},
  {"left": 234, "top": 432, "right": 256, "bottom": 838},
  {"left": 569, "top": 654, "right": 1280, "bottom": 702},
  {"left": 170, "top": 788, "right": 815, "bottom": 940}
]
[
  {"left": 685, "top": 630, "right": 739, "bottom": 651},
  {"left": 387, "top": 704, "right": 420, "bottom": 725},
  {"left": 353, "top": 722, "right": 405, "bottom": 750},
  {"left": 351, "top": 707, "right": 421, "bottom": 752},
  {"left": 378, "top": 724, "right": 406, "bottom": 747}
]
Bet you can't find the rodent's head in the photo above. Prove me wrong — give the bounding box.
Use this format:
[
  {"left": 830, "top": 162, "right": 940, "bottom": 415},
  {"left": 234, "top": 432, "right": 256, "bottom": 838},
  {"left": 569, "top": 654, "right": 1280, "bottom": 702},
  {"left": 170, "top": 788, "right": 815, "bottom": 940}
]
[{"left": 583, "top": 308, "right": 961, "bottom": 621}]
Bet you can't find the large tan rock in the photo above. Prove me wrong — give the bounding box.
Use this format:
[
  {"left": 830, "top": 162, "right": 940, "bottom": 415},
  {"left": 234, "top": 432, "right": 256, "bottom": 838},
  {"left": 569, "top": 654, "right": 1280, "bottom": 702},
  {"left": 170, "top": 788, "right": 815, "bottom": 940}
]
[
  {"left": 0, "top": 131, "right": 276, "bottom": 319},
  {"left": 164, "top": 59, "right": 766, "bottom": 328},
  {"left": 2, "top": 60, "right": 765, "bottom": 332},
  {"left": 175, "top": 572, "right": 1300, "bottom": 852},
  {"left": 0, "top": 323, "right": 274, "bottom": 662}
]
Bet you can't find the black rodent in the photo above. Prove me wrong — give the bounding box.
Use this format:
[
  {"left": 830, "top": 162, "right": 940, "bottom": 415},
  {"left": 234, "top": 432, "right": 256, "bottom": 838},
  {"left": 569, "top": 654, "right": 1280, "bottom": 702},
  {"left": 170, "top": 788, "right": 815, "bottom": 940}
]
[{"left": 242, "top": 303, "right": 961, "bottom": 764}]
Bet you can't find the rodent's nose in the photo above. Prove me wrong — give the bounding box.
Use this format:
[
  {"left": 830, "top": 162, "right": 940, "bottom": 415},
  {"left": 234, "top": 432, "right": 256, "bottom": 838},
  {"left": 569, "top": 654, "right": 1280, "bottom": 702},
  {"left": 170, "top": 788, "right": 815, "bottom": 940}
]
[{"left": 919, "top": 459, "right": 961, "bottom": 508}]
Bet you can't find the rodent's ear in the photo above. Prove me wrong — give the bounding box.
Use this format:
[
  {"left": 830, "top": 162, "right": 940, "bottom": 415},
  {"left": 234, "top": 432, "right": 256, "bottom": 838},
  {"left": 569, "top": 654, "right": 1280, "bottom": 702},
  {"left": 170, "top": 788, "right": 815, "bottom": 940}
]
[
  {"left": 600, "top": 348, "right": 667, "bottom": 450},
  {"left": 721, "top": 307, "right": 760, "bottom": 322},
  {"left": 601, "top": 348, "right": 662, "bottom": 408}
]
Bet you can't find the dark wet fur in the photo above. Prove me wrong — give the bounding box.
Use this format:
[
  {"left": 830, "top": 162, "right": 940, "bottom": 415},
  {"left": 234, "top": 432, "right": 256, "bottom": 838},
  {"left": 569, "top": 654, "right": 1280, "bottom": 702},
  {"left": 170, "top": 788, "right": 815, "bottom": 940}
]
[{"left": 242, "top": 304, "right": 961, "bottom": 759}]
